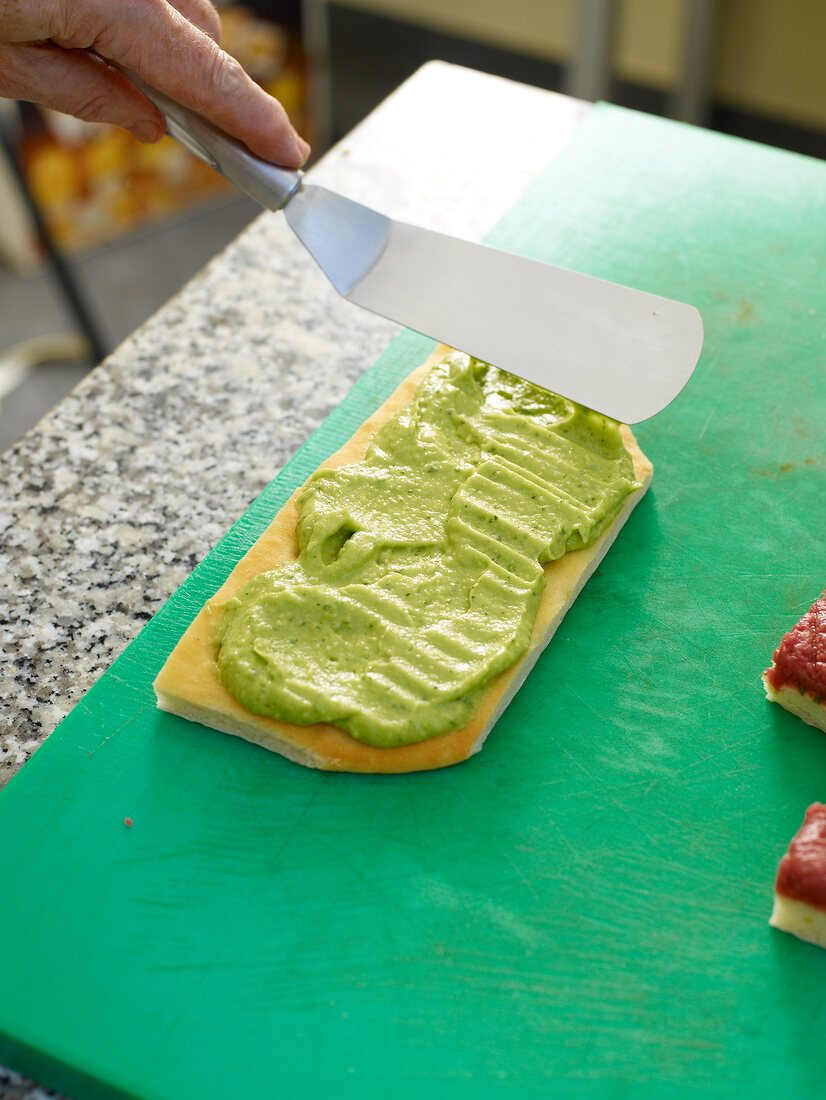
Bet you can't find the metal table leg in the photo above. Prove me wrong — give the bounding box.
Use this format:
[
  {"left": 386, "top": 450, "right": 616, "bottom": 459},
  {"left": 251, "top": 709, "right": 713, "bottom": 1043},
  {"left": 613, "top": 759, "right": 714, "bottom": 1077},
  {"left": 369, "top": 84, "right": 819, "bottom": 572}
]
[{"left": 0, "top": 111, "right": 107, "bottom": 365}]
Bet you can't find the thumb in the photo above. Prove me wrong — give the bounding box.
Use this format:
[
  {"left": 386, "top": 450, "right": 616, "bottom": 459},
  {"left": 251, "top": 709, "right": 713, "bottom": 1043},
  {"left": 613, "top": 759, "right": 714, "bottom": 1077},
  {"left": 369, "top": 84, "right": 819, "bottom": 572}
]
[{"left": 0, "top": 42, "right": 165, "bottom": 142}]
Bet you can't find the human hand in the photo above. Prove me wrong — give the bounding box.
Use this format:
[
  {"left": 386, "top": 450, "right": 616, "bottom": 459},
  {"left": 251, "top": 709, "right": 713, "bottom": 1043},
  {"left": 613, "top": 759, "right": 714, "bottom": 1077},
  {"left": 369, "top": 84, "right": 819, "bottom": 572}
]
[{"left": 0, "top": 0, "right": 310, "bottom": 167}]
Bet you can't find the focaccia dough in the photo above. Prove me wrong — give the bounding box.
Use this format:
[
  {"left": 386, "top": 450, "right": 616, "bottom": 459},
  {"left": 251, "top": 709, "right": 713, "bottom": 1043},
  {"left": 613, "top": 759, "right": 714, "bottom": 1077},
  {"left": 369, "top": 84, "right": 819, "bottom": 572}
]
[
  {"left": 762, "top": 679, "right": 826, "bottom": 734},
  {"left": 769, "top": 895, "right": 826, "bottom": 950},
  {"left": 154, "top": 346, "right": 653, "bottom": 772}
]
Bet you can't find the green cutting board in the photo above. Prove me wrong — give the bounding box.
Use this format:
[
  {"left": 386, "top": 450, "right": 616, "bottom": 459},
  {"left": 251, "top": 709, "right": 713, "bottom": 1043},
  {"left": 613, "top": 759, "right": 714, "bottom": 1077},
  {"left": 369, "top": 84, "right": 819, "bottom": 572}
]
[{"left": 2, "top": 103, "right": 826, "bottom": 1100}]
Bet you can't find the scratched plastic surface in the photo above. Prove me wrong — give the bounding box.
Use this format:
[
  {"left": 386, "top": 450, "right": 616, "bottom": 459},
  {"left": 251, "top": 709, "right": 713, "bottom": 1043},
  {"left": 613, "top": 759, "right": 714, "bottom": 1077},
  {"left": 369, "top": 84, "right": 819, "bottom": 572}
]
[{"left": 2, "top": 104, "right": 826, "bottom": 1100}]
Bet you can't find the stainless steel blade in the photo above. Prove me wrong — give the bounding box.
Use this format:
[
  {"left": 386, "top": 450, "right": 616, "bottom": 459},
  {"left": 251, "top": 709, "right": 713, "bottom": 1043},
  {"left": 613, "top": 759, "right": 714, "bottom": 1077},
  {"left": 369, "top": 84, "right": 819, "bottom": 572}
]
[
  {"left": 123, "top": 69, "right": 703, "bottom": 423},
  {"left": 285, "top": 185, "right": 703, "bottom": 423}
]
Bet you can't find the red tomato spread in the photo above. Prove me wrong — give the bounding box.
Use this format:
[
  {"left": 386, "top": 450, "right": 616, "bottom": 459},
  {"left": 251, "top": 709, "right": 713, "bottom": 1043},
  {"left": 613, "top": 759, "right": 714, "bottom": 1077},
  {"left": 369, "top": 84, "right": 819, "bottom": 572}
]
[
  {"left": 776, "top": 803, "right": 826, "bottom": 907},
  {"left": 765, "top": 592, "right": 826, "bottom": 698}
]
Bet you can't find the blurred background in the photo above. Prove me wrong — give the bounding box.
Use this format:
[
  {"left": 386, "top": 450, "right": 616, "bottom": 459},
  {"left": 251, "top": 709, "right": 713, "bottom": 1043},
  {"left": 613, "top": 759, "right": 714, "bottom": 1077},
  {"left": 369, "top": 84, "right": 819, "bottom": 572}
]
[{"left": 1, "top": 0, "right": 824, "bottom": 454}]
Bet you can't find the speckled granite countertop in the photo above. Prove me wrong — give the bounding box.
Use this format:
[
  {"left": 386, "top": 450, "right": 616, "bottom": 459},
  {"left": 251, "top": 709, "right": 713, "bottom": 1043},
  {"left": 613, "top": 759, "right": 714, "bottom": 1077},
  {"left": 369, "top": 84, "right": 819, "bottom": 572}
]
[{"left": 0, "top": 63, "right": 586, "bottom": 1099}]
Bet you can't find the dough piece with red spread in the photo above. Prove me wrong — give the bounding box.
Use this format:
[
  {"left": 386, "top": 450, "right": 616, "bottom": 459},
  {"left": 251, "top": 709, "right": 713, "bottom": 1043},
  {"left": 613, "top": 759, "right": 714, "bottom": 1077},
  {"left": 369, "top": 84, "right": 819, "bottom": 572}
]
[
  {"left": 770, "top": 803, "right": 826, "bottom": 949},
  {"left": 762, "top": 591, "right": 826, "bottom": 732}
]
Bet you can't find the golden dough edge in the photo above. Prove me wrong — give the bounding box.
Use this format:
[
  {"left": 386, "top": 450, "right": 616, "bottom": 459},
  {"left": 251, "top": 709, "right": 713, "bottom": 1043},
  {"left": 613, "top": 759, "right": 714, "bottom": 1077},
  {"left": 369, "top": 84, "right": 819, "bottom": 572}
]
[
  {"left": 762, "top": 675, "right": 826, "bottom": 734},
  {"left": 769, "top": 894, "right": 826, "bottom": 949},
  {"left": 154, "top": 346, "right": 653, "bottom": 773}
]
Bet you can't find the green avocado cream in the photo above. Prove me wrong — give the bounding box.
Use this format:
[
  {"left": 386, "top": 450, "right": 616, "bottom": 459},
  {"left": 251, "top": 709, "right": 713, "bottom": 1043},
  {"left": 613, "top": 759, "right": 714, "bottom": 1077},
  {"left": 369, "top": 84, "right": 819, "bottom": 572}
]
[{"left": 215, "top": 353, "right": 639, "bottom": 747}]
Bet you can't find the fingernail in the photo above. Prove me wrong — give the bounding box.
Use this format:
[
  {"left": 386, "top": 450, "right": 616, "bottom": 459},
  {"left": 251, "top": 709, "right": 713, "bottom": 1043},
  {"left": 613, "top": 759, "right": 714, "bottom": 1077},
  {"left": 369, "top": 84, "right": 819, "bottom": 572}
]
[
  {"left": 128, "top": 120, "right": 163, "bottom": 143},
  {"left": 293, "top": 135, "right": 311, "bottom": 164}
]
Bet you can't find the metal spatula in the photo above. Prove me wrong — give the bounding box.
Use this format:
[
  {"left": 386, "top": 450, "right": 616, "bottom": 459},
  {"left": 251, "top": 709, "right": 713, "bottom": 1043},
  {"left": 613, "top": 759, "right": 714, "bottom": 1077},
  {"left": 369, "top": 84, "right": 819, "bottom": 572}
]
[{"left": 127, "top": 72, "right": 703, "bottom": 423}]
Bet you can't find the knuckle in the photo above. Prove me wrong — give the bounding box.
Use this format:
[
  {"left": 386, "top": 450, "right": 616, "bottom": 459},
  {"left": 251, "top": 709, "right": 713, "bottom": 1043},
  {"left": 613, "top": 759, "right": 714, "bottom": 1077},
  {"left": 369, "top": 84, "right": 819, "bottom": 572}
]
[
  {"left": 47, "top": 0, "right": 81, "bottom": 45},
  {"left": 0, "top": 47, "right": 28, "bottom": 100},
  {"left": 208, "top": 48, "right": 247, "bottom": 103},
  {"left": 175, "top": 0, "right": 223, "bottom": 42},
  {"left": 73, "top": 90, "right": 114, "bottom": 124},
  {"left": 91, "top": 0, "right": 164, "bottom": 58},
  {"left": 49, "top": 0, "right": 88, "bottom": 46},
  {"left": 201, "top": 2, "right": 223, "bottom": 43}
]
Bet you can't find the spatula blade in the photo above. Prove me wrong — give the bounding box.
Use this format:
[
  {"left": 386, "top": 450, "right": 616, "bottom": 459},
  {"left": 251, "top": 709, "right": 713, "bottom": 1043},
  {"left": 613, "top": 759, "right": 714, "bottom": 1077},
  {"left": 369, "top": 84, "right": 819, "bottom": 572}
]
[{"left": 285, "top": 184, "right": 702, "bottom": 424}]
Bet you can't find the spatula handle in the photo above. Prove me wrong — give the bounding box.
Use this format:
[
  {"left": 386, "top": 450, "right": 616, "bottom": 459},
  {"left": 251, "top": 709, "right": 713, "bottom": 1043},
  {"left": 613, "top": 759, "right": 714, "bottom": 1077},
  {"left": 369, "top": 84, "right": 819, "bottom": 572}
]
[{"left": 119, "top": 67, "right": 303, "bottom": 211}]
